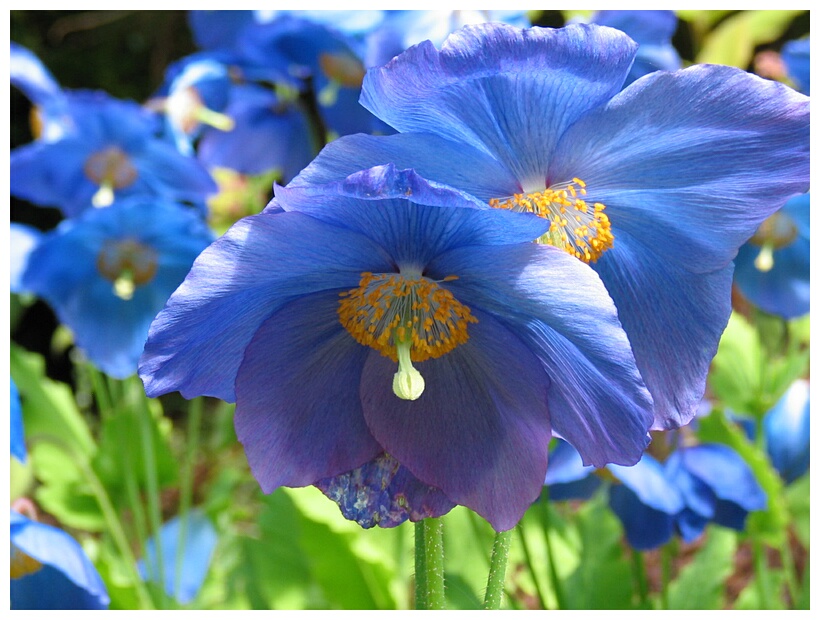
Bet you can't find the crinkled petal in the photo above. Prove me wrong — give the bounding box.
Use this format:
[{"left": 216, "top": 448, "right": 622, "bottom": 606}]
[
  {"left": 592, "top": 231, "right": 734, "bottom": 430},
  {"left": 235, "top": 291, "right": 381, "bottom": 490},
  {"left": 360, "top": 308, "right": 552, "bottom": 531},
  {"left": 315, "top": 452, "right": 455, "bottom": 528},
  {"left": 430, "top": 242, "right": 653, "bottom": 467},
  {"left": 10, "top": 511, "right": 109, "bottom": 610},
  {"left": 140, "top": 211, "right": 393, "bottom": 401},
  {"left": 274, "top": 164, "right": 549, "bottom": 266},
  {"left": 551, "top": 64, "right": 810, "bottom": 273},
  {"left": 361, "top": 23, "right": 637, "bottom": 186},
  {"left": 290, "top": 132, "right": 519, "bottom": 201}
]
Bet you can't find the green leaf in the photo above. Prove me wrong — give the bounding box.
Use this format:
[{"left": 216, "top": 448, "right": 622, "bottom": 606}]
[
  {"left": 10, "top": 343, "right": 95, "bottom": 456},
  {"left": 733, "top": 568, "right": 787, "bottom": 610},
  {"left": 709, "top": 312, "right": 765, "bottom": 414},
  {"left": 667, "top": 527, "right": 737, "bottom": 609},
  {"left": 696, "top": 10, "right": 805, "bottom": 67},
  {"left": 785, "top": 474, "right": 810, "bottom": 548},
  {"left": 562, "top": 495, "right": 632, "bottom": 609}
]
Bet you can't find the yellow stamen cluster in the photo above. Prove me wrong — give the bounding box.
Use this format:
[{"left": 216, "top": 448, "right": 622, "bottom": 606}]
[
  {"left": 489, "top": 178, "right": 614, "bottom": 263},
  {"left": 338, "top": 272, "right": 477, "bottom": 363},
  {"left": 96, "top": 238, "right": 159, "bottom": 300},
  {"left": 10, "top": 544, "right": 42, "bottom": 579}
]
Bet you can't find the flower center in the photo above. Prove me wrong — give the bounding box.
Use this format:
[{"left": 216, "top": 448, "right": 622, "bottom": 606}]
[
  {"left": 96, "top": 238, "right": 158, "bottom": 300},
  {"left": 338, "top": 271, "right": 478, "bottom": 400},
  {"left": 489, "top": 178, "right": 614, "bottom": 263},
  {"left": 84, "top": 146, "right": 138, "bottom": 207},
  {"left": 10, "top": 544, "right": 42, "bottom": 579}
]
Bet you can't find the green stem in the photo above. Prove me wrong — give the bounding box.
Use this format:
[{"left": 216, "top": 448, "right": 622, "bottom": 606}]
[
  {"left": 414, "top": 518, "right": 446, "bottom": 610},
  {"left": 133, "top": 379, "right": 169, "bottom": 608},
  {"left": 753, "top": 538, "right": 774, "bottom": 609},
  {"left": 516, "top": 524, "right": 549, "bottom": 609},
  {"left": 87, "top": 365, "right": 113, "bottom": 419},
  {"left": 538, "top": 496, "right": 566, "bottom": 610},
  {"left": 175, "top": 396, "right": 203, "bottom": 604},
  {"left": 779, "top": 536, "right": 800, "bottom": 608},
  {"left": 39, "top": 434, "right": 155, "bottom": 609},
  {"left": 632, "top": 550, "right": 650, "bottom": 608},
  {"left": 483, "top": 529, "right": 513, "bottom": 610},
  {"left": 660, "top": 541, "right": 675, "bottom": 610}
]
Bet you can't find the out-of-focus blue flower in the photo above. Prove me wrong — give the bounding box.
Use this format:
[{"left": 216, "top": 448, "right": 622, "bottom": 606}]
[
  {"left": 10, "top": 223, "right": 42, "bottom": 295},
  {"left": 140, "top": 164, "right": 654, "bottom": 531},
  {"left": 316, "top": 452, "right": 456, "bottom": 528},
  {"left": 11, "top": 90, "right": 216, "bottom": 217},
  {"left": 609, "top": 454, "right": 684, "bottom": 551},
  {"left": 733, "top": 192, "right": 810, "bottom": 318},
  {"left": 11, "top": 378, "right": 26, "bottom": 463},
  {"left": 151, "top": 56, "right": 235, "bottom": 156},
  {"left": 294, "top": 23, "right": 810, "bottom": 436},
  {"left": 782, "top": 37, "right": 809, "bottom": 95},
  {"left": 196, "top": 83, "right": 313, "bottom": 183},
  {"left": 665, "top": 443, "right": 767, "bottom": 542},
  {"left": 20, "top": 198, "right": 213, "bottom": 379},
  {"left": 138, "top": 509, "right": 218, "bottom": 604},
  {"left": 590, "top": 10, "right": 681, "bottom": 85},
  {"left": 764, "top": 380, "right": 810, "bottom": 484},
  {"left": 543, "top": 439, "right": 601, "bottom": 501},
  {"left": 10, "top": 509, "right": 110, "bottom": 609}
]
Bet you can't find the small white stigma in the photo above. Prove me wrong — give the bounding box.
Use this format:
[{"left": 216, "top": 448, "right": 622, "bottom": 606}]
[
  {"left": 754, "top": 244, "right": 775, "bottom": 272},
  {"left": 92, "top": 182, "right": 115, "bottom": 208},
  {"left": 392, "top": 340, "right": 425, "bottom": 400}
]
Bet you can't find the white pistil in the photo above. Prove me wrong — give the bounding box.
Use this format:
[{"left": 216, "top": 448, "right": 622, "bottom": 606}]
[
  {"left": 92, "top": 182, "right": 115, "bottom": 208},
  {"left": 392, "top": 340, "right": 425, "bottom": 400},
  {"left": 754, "top": 243, "right": 775, "bottom": 272}
]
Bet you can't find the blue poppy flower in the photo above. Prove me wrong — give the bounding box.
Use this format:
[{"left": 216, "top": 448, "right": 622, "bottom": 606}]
[
  {"left": 196, "top": 83, "right": 313, "bottom": 183},
  {"left": 140, "top": 164, "right": 654, "bottom": 531},
  {"left": 608, "top": 454, "right": 684, "bottom": 551},
  {"left": 10, "top": 509, "right": 110, "bottom": 609},
  {"left": 590, "top": 10, "right": 681, "bottom": 85},
  {"left": 764, "top": 380, "right": 810, "bottom": 484},
  {"left": 11, "top": 378, "right": 26, "bottom": 463},
  {"left": 137, "top": 509, "right": 218, "bottom": 604},
  {"left": 543, "top": 439, "right": 601, "bottom": 501},
  {"left": 665, "top": 443, "right": 767, "bottom": 541},
  {"left": 782, "top": 37, "right": 809, "bottom": 95},
  {"left": 733, "top": 192, "right": 809, "bottom": 318},
  {"left": 292, "top": 23, "right": 810, "bottom": 436},
  {"left": 20, "top": 198, "right": 213, "bottom": 379},
  {"left": 10, "top": 222, "right": 42, "bottom": 295},
  {"left": 11, "top": 89, "right": 217, "bottom": 217}
]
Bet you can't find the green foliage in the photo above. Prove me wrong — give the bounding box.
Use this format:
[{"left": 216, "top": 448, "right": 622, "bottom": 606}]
[{"left": 667, "top": 527, "right": 738, "bottom": 609}]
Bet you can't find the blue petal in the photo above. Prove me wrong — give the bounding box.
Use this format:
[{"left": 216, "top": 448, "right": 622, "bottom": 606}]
[
  {"left": 609, "top": 484, "right": 676, "bottom": 551},
  {"left": 10, "top": 223, "right": 42, "bottom": 294},
  {"left": 275, "top": 164, "right": 549, "bottom": 267},
  {"left": 10, "top": 511, "right": 109, "bottom": 610},
  {"left": 675, "top": 508, "right": 710, "bottom": 543},
  {"left": 315, "top": 452, "right": 455, "bottom": 528},
  {"left": 592, "top": 10, "right": 679, "bottom": 46},
  {"left": 608, "top": 453, "right": 683, "bottom": 514},
  {"left": 678, "top": 444, "right": 767, "bottom": 513},
  {"left": 359, "top": 308, "right": 553, "bottom": 532},
  {"left": 782, "top": 37, "right": 810, "bottom": 95},
  {"left": 11, "top": 378, "right": 26, "bottom": 463},
  {"left": 234, "top": 291, "right": 381, "bottom": 490},
  {"left": 10, "top": 42, "right": 63, "bottom": 108},
  {"left": 551, "top": 64, "right": 810, "bottom": 274},
  {"left": 291, "top": 132, "right": 519, "bottom": 201},
  {"left": 131, "top": 139, "right": 217, "bottom": 201},
  {"left": 430, "top": 242, "right": 654, "bottom": 467},
  {"left": 138, "top": 509, "right": 218, "bottom": 604},
  {"left": 544, "top": 439, "right": 596, "bottom": 485},
  {"left": 764, "top": 380, "right": 810, "bottom": 484},
  {"left": 592, "top": 232, "right": 735, "bottom": 430},
  {"left": 362, "top": 23, "right": 637, "bottom": 187},
  {"left": 140, "top": 211, "right": 393, "bottom": 401}
]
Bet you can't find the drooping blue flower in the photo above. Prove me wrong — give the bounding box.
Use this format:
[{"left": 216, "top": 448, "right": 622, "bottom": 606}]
[
  {"left": 293, "top": 23, "right": 810, "bottom": 436},
  {"left": 608, "top": 454, "right": 685, "bottom": 551},
  {"left": 195, "top": 82, "right": 313, "bottom": 183},
  {"left": 733, "top": 192, "right": 810, "bottom": 318},
  {"left": 137, "top": 509, "right": 218, "bottom": 604},
  {"left": 10, "top": 509, "right": 110, "bottom": 609},
  {"left": 782, "top": 37, "right": 810, "bottom": 95},
  {"left": 140, "top": 164, "right": 654, "bottom": 531},
  {"left": 11, "top": 378, "right": 26, "bottom": 463},
  {"left": 665, "top": 443, "right": 767, "bottom": 541},
  {"left": 11, "top": 89, "right": 217, "bottom": 217},
  {"left": 590, "top": 10, "right": 681, "bottom": 85},
  {"left": 20, "top": 198, "right": 213, "bottom": 379},
  {"left": 764, "top": 380, "right": 810, "bottom": 484}
]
